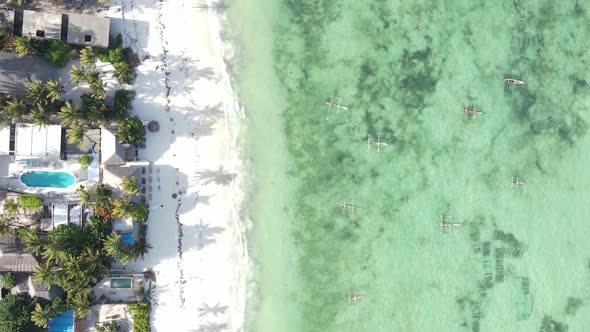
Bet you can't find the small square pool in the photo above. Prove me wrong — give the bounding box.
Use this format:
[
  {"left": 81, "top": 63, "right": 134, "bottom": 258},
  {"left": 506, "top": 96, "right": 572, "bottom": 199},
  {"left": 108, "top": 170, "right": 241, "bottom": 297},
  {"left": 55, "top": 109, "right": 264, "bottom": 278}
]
[
  {"left": 110, "top": 277, "right": 133, "bottom": 289},
  {"left": 121, "top": 232, "right": 135, "bottom": 245}
]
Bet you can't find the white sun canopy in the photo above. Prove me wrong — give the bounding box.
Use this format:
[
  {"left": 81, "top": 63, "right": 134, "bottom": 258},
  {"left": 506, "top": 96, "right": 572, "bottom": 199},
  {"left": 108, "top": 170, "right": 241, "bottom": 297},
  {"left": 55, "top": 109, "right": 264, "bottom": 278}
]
[
  {"left": 52, "top": 203, "right": 68, "bottom": 228},
  {"left": 69, "top": 204, "right": 81, "bottom": 226},
  {"left": 15, "top": 124, "right": 61, "bottom": 159},
  {"left": 0, "top": 126, "right": 10, "bottom": 155}
]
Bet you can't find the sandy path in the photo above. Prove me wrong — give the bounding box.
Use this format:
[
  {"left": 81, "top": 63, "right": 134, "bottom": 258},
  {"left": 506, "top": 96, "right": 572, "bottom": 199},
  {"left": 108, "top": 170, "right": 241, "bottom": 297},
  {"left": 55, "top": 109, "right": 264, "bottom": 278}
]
[{"left": 106, "top": 0, "right": 246, "bottom": 330}]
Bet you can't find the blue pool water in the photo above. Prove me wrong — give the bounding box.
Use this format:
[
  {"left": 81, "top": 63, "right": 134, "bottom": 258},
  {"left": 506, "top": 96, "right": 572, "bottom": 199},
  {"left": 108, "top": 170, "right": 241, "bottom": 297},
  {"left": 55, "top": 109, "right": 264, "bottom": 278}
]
[
  {"left": 121, "top": 232, "right": 135, "bottom": 245},
  {"left": 48, "top": 309, "right": 74, "bottom": 332},
  {"left": 20, "top": 171, "right": 75, "bottom": 188},
  {"left": 110, "top": 277, "right": 133, "bottom": 288}
]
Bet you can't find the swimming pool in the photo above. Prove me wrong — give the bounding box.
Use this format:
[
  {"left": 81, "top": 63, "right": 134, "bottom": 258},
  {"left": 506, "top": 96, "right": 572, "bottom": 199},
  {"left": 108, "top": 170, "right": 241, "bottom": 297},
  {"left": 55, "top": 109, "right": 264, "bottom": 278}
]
[
  {"left": 20, "top": 171, "right": 76, "bottom": 188},
  {"left": 110, "top": 277, "right": 133, "bottom": 289},
  {"left": 121, "top": 232, "right": 135, "bottom": 245}
]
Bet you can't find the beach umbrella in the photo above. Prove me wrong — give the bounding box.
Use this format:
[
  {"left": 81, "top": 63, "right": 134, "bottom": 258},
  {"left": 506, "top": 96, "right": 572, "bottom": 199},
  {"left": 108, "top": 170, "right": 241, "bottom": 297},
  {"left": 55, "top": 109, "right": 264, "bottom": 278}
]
[{"left": 147, "top": 120, "right": 159, "bottom": 133}]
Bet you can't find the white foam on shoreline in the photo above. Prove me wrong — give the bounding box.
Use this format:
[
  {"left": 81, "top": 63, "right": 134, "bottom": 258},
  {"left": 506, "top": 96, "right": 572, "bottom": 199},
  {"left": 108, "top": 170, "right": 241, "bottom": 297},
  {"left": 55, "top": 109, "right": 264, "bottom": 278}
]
[{"left": 105, "top": 0, "right": 248, "bottom": 330}]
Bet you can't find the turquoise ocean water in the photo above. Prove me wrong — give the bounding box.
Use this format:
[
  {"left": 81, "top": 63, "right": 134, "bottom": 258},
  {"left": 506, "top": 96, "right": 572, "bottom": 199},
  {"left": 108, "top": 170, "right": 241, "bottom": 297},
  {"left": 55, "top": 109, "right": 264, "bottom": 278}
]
[{"left": 227, "top": 1, "right": 590, "bottom": 331}]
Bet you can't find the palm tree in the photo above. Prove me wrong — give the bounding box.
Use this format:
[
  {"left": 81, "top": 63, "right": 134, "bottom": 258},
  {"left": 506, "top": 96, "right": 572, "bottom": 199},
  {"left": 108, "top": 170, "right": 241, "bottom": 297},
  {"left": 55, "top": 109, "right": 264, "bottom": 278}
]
[
  {"left": 79, "top": 247, "right": 107, "bottom": 280},
  {"left": 59, "top": 102, "right": 81, "bottom": 128},
  {"left": 21, "top": 229, "right": 43, "bottom": 255},
  {"left": 13, "top": 36, "right": 33, "bottom": 55},
  {"left": 42, "top": 242, "right": 65, "bottom": 264},
  {"left": 45, "top": 79, "right": 64, "bottom": 103},
  {"left": 4, "top": 98, "right": 27, "bottom": 122},
  {"left": 30, "top": 104, "right": 50, "bottom": 126},
  {"left": 112, "top": 198, "right": 134, "bottom": 218},
  {"left": 69, "top": 65, "right": 86, "bottom": 84},
  {"left": 67, "top": 287, "right": 92, "bottom": 318},
  {"left": 103, "top": 232, "right": 123, "bottom": 258},
  {"left": 2, "top": 198, "right": 18, "bottom": 215},
  {"left": 132, "top": 241, "right": 152, "bottom": 260},
  {"left": 31, "top": 303, "right": 51, "bottom": 328},
  {"left": 76, "top": 187, "right": 93, "bottom": 205},
  {"left": 121, "top": 176, "right": 139, "bottom": 197},
  {"left": 66, "top": 125, "right": 88, "bottom": 147},
  {"left": 34, "top": 261, "right": 54, "bottom": 287},
  {"left": 86, "top": 70, "right": 101, "bottom": 87},
  {"left": 25, "top": 81, "right": 46, "bottom": 107},
  {"left": 120, "top": 249, "right": 136, "bottom": 264},
  {"left": 79, "top": 47, "right": 96, "bottom": 67}
]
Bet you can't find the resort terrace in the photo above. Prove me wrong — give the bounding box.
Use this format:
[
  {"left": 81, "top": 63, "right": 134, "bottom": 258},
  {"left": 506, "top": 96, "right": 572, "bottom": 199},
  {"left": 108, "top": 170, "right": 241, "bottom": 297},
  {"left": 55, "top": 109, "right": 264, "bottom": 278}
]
[{"left": 0, "top": 123, "right": 97, "bottom": 195}]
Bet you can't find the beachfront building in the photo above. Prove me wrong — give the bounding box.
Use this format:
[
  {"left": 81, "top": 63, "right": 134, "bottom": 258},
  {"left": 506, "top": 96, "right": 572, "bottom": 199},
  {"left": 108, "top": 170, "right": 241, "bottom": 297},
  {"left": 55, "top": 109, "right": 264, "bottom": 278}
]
[
  {"left": 100, "top": 127, "right": 151, "bottom": 197},
  {"left": 0, "top": 123, "right": 62, "bottom": 177},
  {"left": 22, "top": 10, "right": 62, "bottom": 40},
  {"left": 66, "top": 13, "right": 110, "bottom": 48},
  {"left": 0, "top": 232, "right": 60, "bottom": 300}
]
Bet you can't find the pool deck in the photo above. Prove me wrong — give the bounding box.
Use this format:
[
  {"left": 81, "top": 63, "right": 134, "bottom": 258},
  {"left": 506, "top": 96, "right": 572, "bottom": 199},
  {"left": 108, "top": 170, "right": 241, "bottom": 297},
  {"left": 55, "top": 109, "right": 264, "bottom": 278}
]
[
  {"left": 92, "top": 273, "right": 146, "bottom": 303},
  {"left": 0, "top": 159, "right": 91, "bottom": 196}
]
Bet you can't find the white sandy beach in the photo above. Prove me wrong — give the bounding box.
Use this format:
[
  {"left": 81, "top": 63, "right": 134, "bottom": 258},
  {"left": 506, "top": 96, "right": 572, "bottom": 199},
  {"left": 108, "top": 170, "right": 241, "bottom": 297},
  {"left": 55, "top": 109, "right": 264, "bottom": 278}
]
[{"left": 105, "top": 0, "right": 247, "bottom": 331}]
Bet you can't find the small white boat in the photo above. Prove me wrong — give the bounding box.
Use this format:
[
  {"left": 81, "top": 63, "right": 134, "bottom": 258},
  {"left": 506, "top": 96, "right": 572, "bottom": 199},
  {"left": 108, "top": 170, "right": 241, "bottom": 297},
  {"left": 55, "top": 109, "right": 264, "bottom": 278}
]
[{"left": 504, "top": 78, "right": 525, "bottom": 85}]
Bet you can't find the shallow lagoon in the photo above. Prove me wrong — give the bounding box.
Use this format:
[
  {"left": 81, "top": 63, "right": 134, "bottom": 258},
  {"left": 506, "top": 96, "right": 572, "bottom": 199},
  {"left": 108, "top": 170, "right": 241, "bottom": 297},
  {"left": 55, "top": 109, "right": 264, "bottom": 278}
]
[{"left": 229, "top": 1, "right": 590, "bottom": 331}]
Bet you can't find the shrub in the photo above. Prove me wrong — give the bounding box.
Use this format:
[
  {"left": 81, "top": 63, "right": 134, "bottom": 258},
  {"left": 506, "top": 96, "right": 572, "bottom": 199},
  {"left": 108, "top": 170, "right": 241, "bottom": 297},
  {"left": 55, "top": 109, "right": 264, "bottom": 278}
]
[
  {"left": 113, "top": 61, "right": 133, "bottom": 84},
  {"left": 46, "top": 40, "right": 72, "bottom": 67},
  {"left": 117, "top": 116, "right": 145, "bottom": 145},
  {"left": 0, "top": 294, "right": 41, "bottom": 332},
  {"left": 97, "top": 38, "right": 135, "bottom": 84},
  {"left": 132, "top": 201, "right": 149, "bottom": 222},
  {"left": 13, "top": 36, "right": 33, "bottom": 55},
  {"left": 97, "top": 321, "right": 120, "bottom": 332},
  {"left": 79, "top": 154, "right": 94, "bottom": 169},
  {"left": 1, "top": 272, "right": 15, "bottom": 289},
  {"left": 112, "top": 89, "right": 135, "bottom": 120},
  {"left": 129, "top": 300, "right": 150, "bottom": 332},
  {"left": 18, "top": 194, "right": 43, "bottom": 211}
]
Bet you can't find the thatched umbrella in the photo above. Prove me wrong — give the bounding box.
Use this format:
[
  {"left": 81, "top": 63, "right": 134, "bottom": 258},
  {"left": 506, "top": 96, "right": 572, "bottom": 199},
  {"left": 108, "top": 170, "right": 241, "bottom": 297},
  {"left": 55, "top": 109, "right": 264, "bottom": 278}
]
[{"left": 147, "top": 120, "right": 159, "bottom": 133}]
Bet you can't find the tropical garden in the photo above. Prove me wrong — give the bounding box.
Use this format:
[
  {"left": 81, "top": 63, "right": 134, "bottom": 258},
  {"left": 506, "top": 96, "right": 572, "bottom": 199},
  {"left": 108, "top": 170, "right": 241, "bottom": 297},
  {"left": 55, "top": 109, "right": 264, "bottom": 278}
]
[
  {"left": 0, "top": 178, "right": 152, "bottom": 326},
  {"left": 0, "top": 14, "right": 150, "bottom": 331},
  {"left": 0, "top": 33, "right": 144, "bottom": 149}
]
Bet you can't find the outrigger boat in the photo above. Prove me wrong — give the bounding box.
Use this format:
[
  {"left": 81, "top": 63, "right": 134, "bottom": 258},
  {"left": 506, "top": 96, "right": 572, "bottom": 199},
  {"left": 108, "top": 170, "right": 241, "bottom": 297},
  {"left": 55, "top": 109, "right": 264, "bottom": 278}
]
[
  {"left": 504, "top": 78, "right": 525, "bottom": 85},
  {"left": 366, "top": 135, "right": 388, "bottom": 151},
  {"left": 339, "top": 201, "right": 361, "bottom": 214},
  {"left": 438, "top": 215, "right": 461, "bottom": 234},
  {"left": 512, "top": 177, "right": 525, "bottom": 188},
  {"left": 347, "top": 292, "right": 363, "bottom": 304},
  {"left": 463, "top": 104, "right": 483, "bottom": 116}
]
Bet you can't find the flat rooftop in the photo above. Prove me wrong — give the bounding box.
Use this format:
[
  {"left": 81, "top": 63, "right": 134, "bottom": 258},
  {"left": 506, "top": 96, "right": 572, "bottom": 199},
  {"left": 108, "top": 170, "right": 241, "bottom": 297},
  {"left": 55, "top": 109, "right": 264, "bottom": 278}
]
[
  {"left": 67, "top": 13, "right": 110, "bottom": 48},
  {"left": 22, "top": 10, "right": 62, "bottom": 40}
]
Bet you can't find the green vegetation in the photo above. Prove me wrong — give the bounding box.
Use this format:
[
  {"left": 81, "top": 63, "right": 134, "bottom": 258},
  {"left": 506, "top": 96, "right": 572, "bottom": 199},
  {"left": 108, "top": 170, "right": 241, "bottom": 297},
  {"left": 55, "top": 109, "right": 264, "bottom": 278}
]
[
  {"left": 0, "top": 80, "right": 65, "bottom": 126},
  {"left": 23, "top": 184, "right": 118, "bottom": 317},
  {"left": 30, "top": 297, "right": 67, "bottom": 328},
  {"left": 1, "top": 272, "right": 15, "bottom": 289},
  {"left": 46, "top": 40, "right": 73, "bottom": 67},
  {"left": 79, "top": 154, "right": 94, "bottom": 169},
  {"left": 97, "top": 321, "right": 121, "bottom": 332},
  {"left": 34, "top": 220, "right": 111, "bottom": 317},
  {"left": 69, "top": 65, "right": 86, "bottom": 84},
  {"left": 97, "top": 35, "right": 136, "bottom": 84},
  {"left": 129, "top": 300, "right": 151, "bottom": 332},
  {"left": 117, "top": 116, "right": 146, "bottom": 145},
  {"left": 18, "top": 194, "right": 43, "bottom": 211},
  {"left": 3, "top": 198, "right": 19, "bottom": 215},
  {"left": 79, "top": 46, "right": 96, "bottom": 67},
  {"left": 13, "top": 36, "right": 34, "bottom": 55},
  {"left": 0, "top": 294, "right": 43, "bottom": 332},
  {"left": 113, "top": 89, "right": 136, "bottom": 120},
  {"left": 122, "top": 176, "right": 140, "bottom": 197},
  {"left": 30, "top": 303, "right": 50, "bottom": 328},
  {"left": 11, "top": 37, "right": 72, "bottom": 67}
]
